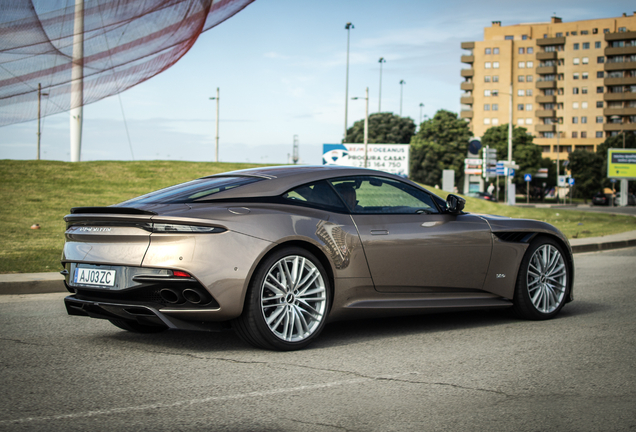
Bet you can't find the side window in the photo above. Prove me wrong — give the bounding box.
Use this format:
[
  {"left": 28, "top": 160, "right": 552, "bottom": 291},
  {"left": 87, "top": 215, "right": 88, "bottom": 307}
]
[
  {"left": 329, "top": 176, "right": 439, "bottom": 214},
  {"left": 282, "top": 181, "right": 347, "bottom": 212}
]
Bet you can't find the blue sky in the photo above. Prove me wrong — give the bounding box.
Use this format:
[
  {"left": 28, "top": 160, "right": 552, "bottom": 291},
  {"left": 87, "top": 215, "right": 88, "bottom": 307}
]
[{"left": 1, "top": 0, "right": 634, "bottom": 165}]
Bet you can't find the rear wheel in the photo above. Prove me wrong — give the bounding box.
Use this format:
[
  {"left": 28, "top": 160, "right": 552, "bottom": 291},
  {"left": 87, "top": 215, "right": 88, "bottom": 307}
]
[
  {"left": 108, "top": 319, "right": 167, "bottom": 333},
  {"left": 234, "top": 247, "right": 330, "bottom": 351},
  {"left": 512, "top": 236, "right": 569, "bottom": 320}
]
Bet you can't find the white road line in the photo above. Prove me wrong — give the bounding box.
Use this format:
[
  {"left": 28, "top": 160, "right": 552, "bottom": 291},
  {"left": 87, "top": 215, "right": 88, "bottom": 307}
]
[{"left": 1, "top": 376, "right": 379, "bottom": 425}]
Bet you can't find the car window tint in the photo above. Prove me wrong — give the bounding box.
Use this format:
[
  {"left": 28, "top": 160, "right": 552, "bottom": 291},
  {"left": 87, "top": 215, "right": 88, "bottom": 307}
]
[
  {"left": 282, "top": 181, "right": 347, "bottom": 212},
  {"left": 329, "top": 176, "right": 439, "bottom": 214}
]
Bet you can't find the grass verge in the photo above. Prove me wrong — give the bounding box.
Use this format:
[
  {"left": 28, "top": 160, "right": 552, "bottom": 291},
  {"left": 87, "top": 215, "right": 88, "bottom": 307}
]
[{"left": 1, "top": 160, "right": 635, "bottom": 274}]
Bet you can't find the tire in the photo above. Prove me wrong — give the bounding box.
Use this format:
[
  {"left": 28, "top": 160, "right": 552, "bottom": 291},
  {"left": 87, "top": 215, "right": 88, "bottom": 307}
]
[
  {"left": 512, "top": 236, "right": 570, "bottom": 320},
  {"left": 108, "top": 319, "right": 167, "bottom": 333},
  {"left": 234, "top": 247, "right": 331, "bottom": 351}
]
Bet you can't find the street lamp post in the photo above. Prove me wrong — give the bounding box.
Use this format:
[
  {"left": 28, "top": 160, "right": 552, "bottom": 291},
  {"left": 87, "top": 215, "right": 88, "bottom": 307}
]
[
  {"left": 352, "top": 87, "right": 369, "bottom": 168},
  {"left": 209, "top": 87, "right": 220, "bottom": 163},
  {"left": 506, "top": 84, "right": 513, "bottom": 205},
  {"left": 553, "top": 116, "right": 561, "bottom": 205},
  {"left": 37, "top": 83, "right": 49, "bottom": 160},
  {"left": 419, "top": 103, "right": 424, "bottom": 125},
  {"left": 399, "top": 80, "right": 405, "bottom": 116},
  {"left": 344, "top": 22, "right": 354, "bottom": 139},
  {"left": 378, "top": 57, "right": 385, "bottom": 112}
]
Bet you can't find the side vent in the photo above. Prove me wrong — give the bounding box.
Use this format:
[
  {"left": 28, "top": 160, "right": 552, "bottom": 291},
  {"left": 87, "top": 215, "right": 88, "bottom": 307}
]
[{"left": 494, "top": 232, "right": 535, "bottom": 243}]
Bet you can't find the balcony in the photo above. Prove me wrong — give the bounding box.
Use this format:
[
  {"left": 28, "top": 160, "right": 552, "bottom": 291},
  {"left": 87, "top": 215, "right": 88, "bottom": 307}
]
[
  {"left": 460, "top": 96, "right": 474, "bottom": 105},
  {"left": 461, "top": 41, "right": 475, "bottom": 50},
  {"left": 536, "top": 95, "right": 556, "bottom": 103},
  {"left": 604, "top": 92, "right": 636, "bottom": 101},
  {"left": 460, "top": 110, "right": 474, "bottom": 119},
  {"left": 605, "top": 46, "right": 636, "bottom": 56},
  {"left": 535, "top": 124, "right": 556, "bottom": 133},
  {"left": 604, "top": 76, "right": 636, "bottom": 86},
  {"left": 536, "top": 66, "right": 557, "bottom": 74},
  {"left": 603, "top": 123, "right": 636, "bottom": 131},
  {"left": 536, "top": 37, "right": 566, "bottom": 46},
  {"left": 536, "top": 80, "right": 557, "bottom": 89},
  {"left": 536, "top": 51, "right": 557, "bottom": 61},
  {"left": 605, "top": 61, "right": 636, "bottom": 72},
  {"left": 605, "top": 30, "right": 636, "bottom": 42},
  {"left": 604, "top": 107, "right": 636, "bottom": 116},
  {"left": 536, "top": 109, "right": 556, "bottom": 118},
  {"left": 460, "top": 82, "right": 474, "bottom": 91},
  {"left": 461, "top": 55, "right": 475, "bottom": 64},
  {"left": 461, "top": 68, "right": 474, "bottom": 78}
]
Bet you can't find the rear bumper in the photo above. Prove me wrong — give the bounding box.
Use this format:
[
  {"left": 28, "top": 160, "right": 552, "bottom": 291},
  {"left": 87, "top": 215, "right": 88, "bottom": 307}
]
[{"left": 64, "top": 296, "right": 230, "bottom": 332}]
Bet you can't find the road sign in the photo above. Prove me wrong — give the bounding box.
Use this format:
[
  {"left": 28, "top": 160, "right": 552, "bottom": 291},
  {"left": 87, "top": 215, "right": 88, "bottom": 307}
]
[
  {"left": 468, "top": 137, "right": 482, "bottom": 155},
  {"left": 558, "top": 175, "right": 568, "bottom": 187},
  {"left": 535, "top": 168, "right": 548, "bottom": 178},
  {"left": 524, "top": 174, "right": 532, "bottom": 182},
  {"left": 568, "top": 177, "right": 575, "bottom": 186}
]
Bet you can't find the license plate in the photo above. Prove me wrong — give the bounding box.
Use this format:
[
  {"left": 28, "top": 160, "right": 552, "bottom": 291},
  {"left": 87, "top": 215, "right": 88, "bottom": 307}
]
[{"left": 74, "top": 268, "right": 116, "bottom": 287}]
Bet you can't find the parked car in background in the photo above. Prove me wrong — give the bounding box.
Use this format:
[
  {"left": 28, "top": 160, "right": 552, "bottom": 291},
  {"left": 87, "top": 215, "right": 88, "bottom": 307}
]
[
  {"left": 614, "top": 192, "right": 636, "bottom": 206},
  {"left": 592, "top": 192, "right": 611, "bottom": 206},
  {"left": 467, "top": 192, "right": 498, "bottom": 202}
]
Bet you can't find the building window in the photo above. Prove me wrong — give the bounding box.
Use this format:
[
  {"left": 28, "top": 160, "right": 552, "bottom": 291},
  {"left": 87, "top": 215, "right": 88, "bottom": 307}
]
[
  {"left": 572, "top": 117, "right": 578, "bottom": 124},
  {"left": 492, "top": 118, "right": 499, "bottom": 125},
  {"left": 573, "top": 102, "right": 579, "bottom": 109},
  {"left": 485, "top": 62, "right": 492, "bottom": 69},
  {"left": 526, "top": 75, "right": 533, "bottom": 82},
  {"left": 596, "top": 101, "right": 603, "bottom": 108},
  {"left": 518, "top": 89, "right": 525, "bottom": 96},
  {"left": 581, "top": 30, "right": 589, "bottom": 35},
  {"left": 493, "top": 62, "right": 499, "bottom": 68},
  {"left": 582, "top": 57, "right": 589, "bottom": 64},
  {"left": 527, "top": 47, "right": 533, "bottom": 54},
  {"left": 493, "top": 48, "right": 499, "bottom": 54},
  {"left": 573, "top": 87, "right": 579, "bottom": 94},
  {"left": 492, "top": 104, "right": 498, "bottom": 111},
  {"left": 604, "top": 29, "right": 609, "bottom": 33},
  {"left": 518, "top": 61, "right": 525, "bottom": 68},
  {"left": 484, "top": 90, "right": 491, "bottom": 96},
  {"left": 556, "top": 32, "right": 563, "bottom": 38},
  {"left": 573, "top": 43, "right": 579, "bottom": 50},
  {"left": 527, "top": 89, "right": 533, "bottom": 96},
  {"left": 518, "top": 75, "right": 525, "bottom": 82},
  {"left": 572, "top": 132, "right": 578, "bottom": 138},
  {"left": 582, "top": 87, "right": 588, "bottom": 94},
  {"left": 485, "top": 75, "right": 491, "bottom": 82},
  {"left": 484, "top": 104, "right": 490, "bottom": 111},
  {"left": 526, "top": 104, "right": 532, "bottom": 111},
  {"left": 619, "top": 27, "right": 627, "bottom": 32},
  {"left": 484, "top": 118, "right": 491, "bottom": 125},
  {"left": 522, "top": 35, "right": 528, "bottom": 40},
  {"left": 597, "top": 56, "right": 605, "bottom": 63},
  {"left": 505, "top": 35, "right": 514, "bottom": 40},
  {"left": 597, "top": 71, "right": 604, "bottom": 78},
  {"left": 492, "top": 90, "right": 499, "bottom": 96},
  {"left": 582, "top": 101, "right": 588, "bottom": 109},
  {"left": 582, "top": 116, "right": 587, "bottom": 124},
  {"left": 581, "top": 131, "right": 587, "bottom": 138},
  {"left": 595, "top": 41, "right": 601, "bottom": 49},
  {"left": 573, "top": 58, "right": 580, "bottom": 65},
  {"left": 543, "top": 132, "right": 555, "bottom": 138},
  {"left": 518, "top": 104, "right": 524, "bottom": 111},
  {"left": 582, "top": 72, "right": 588, "bottom": 79},
  {"left": 517, "top": 118, "right": 525, "bottom": 126},
  {"left": 485, "top": 48, "right": 491, "bottom": 54},
  {"left": 593, "top": 28, "right": 598, "bottom": 34},
  {"left": 525, "top": 118, "right": 533, "bottom": 125},
  {"left": 573, "top": 73, "right": 579, "bottom": 80},
  {"left": 596, "top": 131, "right": 603, "bottom": 138},
  {"left": 583, "top": 42, "right": 590, "bottom": 50},
  {"left": 597, "top": 86, "right": 604, "bottom": 93},
  {"left": 519, "top": 47, "right": 525, "bottom": 54},
  {"left": 526, "top": 61, "right": 533, "bottom": 68},
  {"left": 544, "top": 89, "right": 555, "bottom": 96},
  {"left": 493, "top": 75, "right": 499, "bottom": 82},
  {"left": 596, "top": 116, "right": 603, "bottom": 123}
]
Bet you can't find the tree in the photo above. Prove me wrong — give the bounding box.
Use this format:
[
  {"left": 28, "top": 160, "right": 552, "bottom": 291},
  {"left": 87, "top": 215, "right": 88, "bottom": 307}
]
[
  {"left": 344, "top": 112, "right": 415, "bottom": 144},
  {"left": 480, "top": 124, "right": 543, "bottom": 189},
  {"left": 410, "top": 110, "right": 472, "bottom": 189},
  {"left": 568, "top": 150, "right": 604, "bottom": 201}
]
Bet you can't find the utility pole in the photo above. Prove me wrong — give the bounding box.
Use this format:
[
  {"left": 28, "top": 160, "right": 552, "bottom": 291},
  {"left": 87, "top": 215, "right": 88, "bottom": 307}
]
[
  {"left": 37, "top": 84, "right": 48, "bottom": 160},
  {"left": 292, "top": 135, "right": 299, "bottom": 164},
  {"left": 70, "top": 0, "right": 84, "bottom": 162},
  {"left": 399, "top": 80, "right": 405, "bottom": 116},
  {"left": 378, "top": 57, "right": 385, "bottom": 112},
  {"left": 209, "top": 88, "right": 220, "bottom": 162},
  {"left": 344, "top": 22, "right": 354, "bottom": 139}
]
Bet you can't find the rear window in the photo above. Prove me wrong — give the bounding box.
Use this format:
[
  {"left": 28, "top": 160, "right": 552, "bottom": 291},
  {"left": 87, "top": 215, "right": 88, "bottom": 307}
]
[{"left": 119, "top": 176, "right": 263, "bottom": 205}]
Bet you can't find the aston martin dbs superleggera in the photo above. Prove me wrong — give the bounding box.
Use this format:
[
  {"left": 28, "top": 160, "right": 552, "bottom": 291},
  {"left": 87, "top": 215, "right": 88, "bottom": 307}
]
[{"left": 62, "top": 165, "right": 573, "bottom": 350}]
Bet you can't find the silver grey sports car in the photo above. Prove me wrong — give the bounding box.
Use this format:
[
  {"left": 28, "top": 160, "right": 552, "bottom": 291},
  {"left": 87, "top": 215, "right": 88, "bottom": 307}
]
[{"left": 62, "top": 165, "right": 573, "bottom": 350}]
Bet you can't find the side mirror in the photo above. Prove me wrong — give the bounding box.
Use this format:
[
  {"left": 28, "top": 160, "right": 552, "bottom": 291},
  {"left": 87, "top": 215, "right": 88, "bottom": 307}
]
[{"left": 446, "top": 194, "right": 465, "bottom": 214}]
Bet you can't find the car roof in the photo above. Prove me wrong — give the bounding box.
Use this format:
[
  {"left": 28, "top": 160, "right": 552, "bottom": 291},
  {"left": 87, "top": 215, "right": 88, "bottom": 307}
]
[{"left": 197, "top": 165, "right": 420, "bottom": 200}]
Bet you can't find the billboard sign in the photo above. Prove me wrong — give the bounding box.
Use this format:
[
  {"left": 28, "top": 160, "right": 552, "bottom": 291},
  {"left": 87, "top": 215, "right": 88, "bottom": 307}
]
[
  {"left": 323, "top": 143, "right": 410, "bottom": 176},
  {"left": 607, "top": 149, "right": 636, "bottom": 179}
]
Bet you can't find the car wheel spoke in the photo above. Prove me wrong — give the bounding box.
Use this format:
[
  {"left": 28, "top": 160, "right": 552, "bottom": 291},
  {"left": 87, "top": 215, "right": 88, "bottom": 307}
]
[{"left": 526, "top": 244, "right": 567, "bottom": 314}]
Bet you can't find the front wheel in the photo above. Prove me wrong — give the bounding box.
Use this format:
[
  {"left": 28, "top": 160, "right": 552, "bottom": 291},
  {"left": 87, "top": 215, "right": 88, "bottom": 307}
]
[
  {"left": 512, "top": 237, "right": 570, "bottom": 320},
  {"left": 234, "top": 247, "right": 331, "bottom": 351}
]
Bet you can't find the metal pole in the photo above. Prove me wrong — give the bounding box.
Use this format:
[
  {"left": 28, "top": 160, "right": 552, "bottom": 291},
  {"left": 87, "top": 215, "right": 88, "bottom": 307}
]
[
  {"left": 344, "top": 23, "right": 354, "bottom": 139},
  {"left": 364, "top": 87, "right": 369, "bottom": 168},
  {"left": 507, "top": 83, "right": 513, "bottom": 205},
  {"left": 37, "top": 83, "right": 42, "bottom": 160},
  {"left": 70, "top": 0, "right": 84, "bottom": 162},
  {"left": 378, "top": 57, "right": 385, "bottom": 112},
  {"left": 419, "top": 103, "right": 424, "bottom": 124},
  {"left": 556, "top": 118, "right": 560, "bottom": 205},
  {"left": 399, "top": 80, "right": 405, "bottom": 116},
  {"left": 215, "top": 87, "right": 219, "bottom": 162}
]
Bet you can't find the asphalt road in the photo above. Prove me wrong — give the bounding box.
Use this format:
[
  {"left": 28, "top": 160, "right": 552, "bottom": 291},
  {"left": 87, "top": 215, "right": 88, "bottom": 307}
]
[{"left": 1, "top": 248, "right": 635, "bottom": 432}]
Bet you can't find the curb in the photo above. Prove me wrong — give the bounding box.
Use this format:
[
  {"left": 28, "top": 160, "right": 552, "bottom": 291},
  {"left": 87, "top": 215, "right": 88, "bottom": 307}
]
[{"left": 570, "top": 239, "right": 636, "bottom": 254}]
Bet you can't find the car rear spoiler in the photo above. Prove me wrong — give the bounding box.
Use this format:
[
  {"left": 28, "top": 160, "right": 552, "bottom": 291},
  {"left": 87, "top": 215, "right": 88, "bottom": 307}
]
[{"left": 70, "top": 207, "right": 157, "bottom": 215}]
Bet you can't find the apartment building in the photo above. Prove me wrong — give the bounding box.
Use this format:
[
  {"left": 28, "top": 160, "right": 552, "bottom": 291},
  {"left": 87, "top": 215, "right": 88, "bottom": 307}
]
[{"left": 460, "top": 13, "right": 636, "bottom": 159}]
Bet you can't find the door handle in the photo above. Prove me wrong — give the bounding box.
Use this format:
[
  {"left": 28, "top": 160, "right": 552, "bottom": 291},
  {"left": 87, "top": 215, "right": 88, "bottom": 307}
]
[{"left": 370, "top": 230, "right": 389, "bottom": 235}]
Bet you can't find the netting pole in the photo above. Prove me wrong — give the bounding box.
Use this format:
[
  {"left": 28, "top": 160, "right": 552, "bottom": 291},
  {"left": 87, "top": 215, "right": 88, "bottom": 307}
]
[{"left": 70, "top": 0, "right": 84, "bottom": 162}]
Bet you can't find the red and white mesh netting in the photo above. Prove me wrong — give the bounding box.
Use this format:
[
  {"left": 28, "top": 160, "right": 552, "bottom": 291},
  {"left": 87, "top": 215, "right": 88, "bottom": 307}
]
[{"left": 0, "top": 0, "right": 254, "bottom": 126}]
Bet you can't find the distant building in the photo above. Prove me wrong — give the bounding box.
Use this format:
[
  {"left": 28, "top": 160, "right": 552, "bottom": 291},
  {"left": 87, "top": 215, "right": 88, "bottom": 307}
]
[{"left": 460, "top": 13, "right": 636, "bottom": 158}]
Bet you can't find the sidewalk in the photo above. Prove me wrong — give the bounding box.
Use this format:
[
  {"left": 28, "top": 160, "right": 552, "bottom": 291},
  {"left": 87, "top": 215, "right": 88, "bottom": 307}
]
[{"left": 2, "top": 231, "right": 636, "bottom": 296}]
